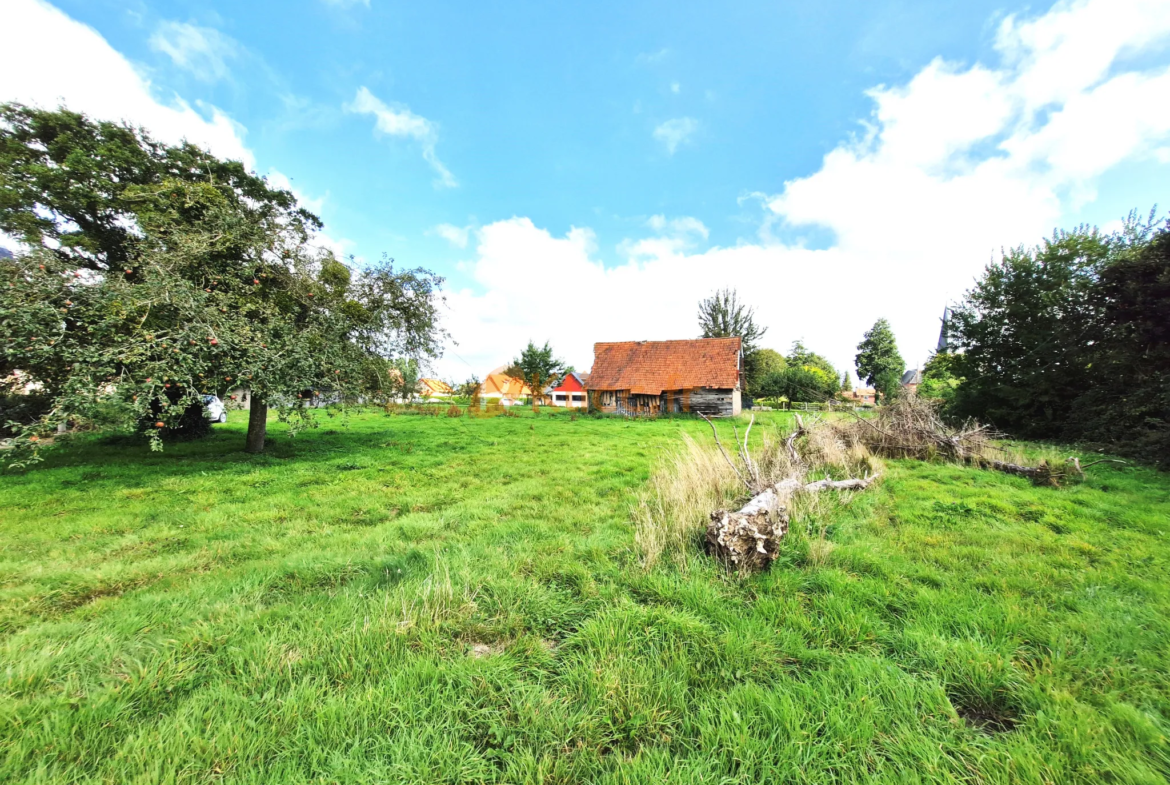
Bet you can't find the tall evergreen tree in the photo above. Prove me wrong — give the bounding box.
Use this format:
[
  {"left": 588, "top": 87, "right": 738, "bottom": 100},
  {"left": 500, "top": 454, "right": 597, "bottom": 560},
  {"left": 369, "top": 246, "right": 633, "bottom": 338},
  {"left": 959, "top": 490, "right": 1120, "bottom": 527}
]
[{"left": 855, "top": 318, "right": 905, "bottom": 400}]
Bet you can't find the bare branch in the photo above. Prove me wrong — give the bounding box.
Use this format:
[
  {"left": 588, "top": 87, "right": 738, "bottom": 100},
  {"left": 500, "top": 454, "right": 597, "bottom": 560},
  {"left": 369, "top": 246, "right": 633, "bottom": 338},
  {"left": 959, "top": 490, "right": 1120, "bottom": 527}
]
[
  {"left": 1077, "top": 458, "right": 1127, "bottom": 469},
  {"left": 700, "top": 413, "right": 752, "bottom": 492},
  {"left": 785, "top": 413, "right": 808, "bottom": 466}
]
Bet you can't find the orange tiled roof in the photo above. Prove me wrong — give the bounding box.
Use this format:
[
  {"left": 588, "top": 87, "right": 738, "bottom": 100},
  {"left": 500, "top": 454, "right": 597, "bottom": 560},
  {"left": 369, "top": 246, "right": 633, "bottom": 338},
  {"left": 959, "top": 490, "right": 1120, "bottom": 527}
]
[
  {"left": 418, "top": 378, "right": 453, "bottom": 395},
  {"left": 589, "top": 338, "right": 741, "bottom": 395},
  {"left": 479, "top": 366, "right": 533, "bottom": 397}
]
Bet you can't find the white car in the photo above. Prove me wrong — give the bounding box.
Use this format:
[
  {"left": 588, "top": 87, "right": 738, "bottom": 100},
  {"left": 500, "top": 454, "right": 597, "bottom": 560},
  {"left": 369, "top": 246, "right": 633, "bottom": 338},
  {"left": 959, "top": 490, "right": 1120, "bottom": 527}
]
[{"left": 203, "top": 394, "right": 228, "bottom": 423}]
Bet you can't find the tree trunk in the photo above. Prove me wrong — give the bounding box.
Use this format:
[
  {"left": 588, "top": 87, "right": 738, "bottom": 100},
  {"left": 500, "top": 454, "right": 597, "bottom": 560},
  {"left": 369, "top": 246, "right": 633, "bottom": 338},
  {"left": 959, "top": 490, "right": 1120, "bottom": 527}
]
[
  {"left": 707, "top": 472, "right": 881, "bottom": 571},
  {"left": 245, "top": 394, "right": 267, "bottom": 454}
]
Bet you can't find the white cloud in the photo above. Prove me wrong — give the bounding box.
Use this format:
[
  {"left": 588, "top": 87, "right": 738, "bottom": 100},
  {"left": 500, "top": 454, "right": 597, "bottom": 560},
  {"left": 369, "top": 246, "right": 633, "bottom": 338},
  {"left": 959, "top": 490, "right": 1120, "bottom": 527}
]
[
  {"left": 636, "top": 48, "right": 670, "bottom": 65},
  {"left": 432, "top": 223, "right": 472, "bottom": 249},
  {"left": 653, "top": 117, "right": 698, "bottom": 154},
  {"left": 618, "top": 215, "right": 710, "bottom": 259},
  {"left": 345, "top": 86, "right": 458, "bottom": 188},
  {"left": 670, "top": 81, "right": 681, "bottom": 94},
  {"left": 434, "top": 0, "right": 1170, "bottom": 380},
  {"left": 0, "top": 2, "right": 354, "bottom": 264},
  {"left": 647, "top": 215, "right": 709, "bottom": 239},
  {"left": 1, "top": 0, "right": 254, "bottom": 169},
  {"left": 149, "top": 21, "right": 239, "bottom": 83}
]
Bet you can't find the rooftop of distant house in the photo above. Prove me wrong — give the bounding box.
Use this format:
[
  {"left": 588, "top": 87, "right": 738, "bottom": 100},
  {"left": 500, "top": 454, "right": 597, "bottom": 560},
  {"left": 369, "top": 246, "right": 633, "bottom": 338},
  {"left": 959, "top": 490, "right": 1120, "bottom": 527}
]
[{"left": 589, "top": 337, "right": 741, "bottom": 395}]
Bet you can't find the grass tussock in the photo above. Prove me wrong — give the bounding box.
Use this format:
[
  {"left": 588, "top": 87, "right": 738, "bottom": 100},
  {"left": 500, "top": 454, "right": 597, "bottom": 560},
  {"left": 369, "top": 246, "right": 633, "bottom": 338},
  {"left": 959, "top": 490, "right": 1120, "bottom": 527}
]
[
  {"left": 634, "top": 418, "right": 882, "bottom": 569},
  {"left": 633, "top": 433, "right": 743, "bottom": 570},
  {"left": 798, "top": 417, "right": 880, "bottom": 478}
]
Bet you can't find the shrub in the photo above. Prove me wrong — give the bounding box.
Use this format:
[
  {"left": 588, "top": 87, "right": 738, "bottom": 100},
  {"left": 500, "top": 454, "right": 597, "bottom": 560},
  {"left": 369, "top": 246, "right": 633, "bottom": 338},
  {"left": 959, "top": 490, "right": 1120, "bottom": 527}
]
[
  {"left": 0, "top": 393, "right": 52, "bottom": 438},
  {"left": 446, "top": 404, "right": 462, "bottom": 418}
]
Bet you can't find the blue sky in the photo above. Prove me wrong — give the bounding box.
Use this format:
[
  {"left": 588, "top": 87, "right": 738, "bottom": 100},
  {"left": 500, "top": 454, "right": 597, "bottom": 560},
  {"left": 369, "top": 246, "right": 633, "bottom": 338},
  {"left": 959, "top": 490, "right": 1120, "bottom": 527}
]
[{"left": 5, "top": 0, "right": 1170, "bottom": 380}]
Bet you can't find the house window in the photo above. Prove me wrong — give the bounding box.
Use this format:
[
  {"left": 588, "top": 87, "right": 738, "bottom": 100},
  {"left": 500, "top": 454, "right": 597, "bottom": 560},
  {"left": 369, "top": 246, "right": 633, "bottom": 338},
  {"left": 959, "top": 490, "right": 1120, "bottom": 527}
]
[
  {"left": 571, "top": 394, "right": 585, "bottom": 402},
  {"left": 554, "top": 393, "right": 567, "bottom": 401}
]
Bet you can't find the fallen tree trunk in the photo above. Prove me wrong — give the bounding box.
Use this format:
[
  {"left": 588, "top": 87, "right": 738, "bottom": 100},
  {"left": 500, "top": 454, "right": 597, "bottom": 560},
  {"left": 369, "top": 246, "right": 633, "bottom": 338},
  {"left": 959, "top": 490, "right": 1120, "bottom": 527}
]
[
  {"left": 706, "top": 472, "right": 881, "bottom": 570},
  {"left": 973, "top": 457, "right": 1109, "bottom": 487}
]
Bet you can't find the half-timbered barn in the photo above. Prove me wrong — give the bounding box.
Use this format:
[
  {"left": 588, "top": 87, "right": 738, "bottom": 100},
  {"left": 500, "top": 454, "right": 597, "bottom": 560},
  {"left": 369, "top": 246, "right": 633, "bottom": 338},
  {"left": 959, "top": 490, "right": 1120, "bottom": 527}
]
[{"left": 588, "top": 337, "right": 743, "bottom": 416}]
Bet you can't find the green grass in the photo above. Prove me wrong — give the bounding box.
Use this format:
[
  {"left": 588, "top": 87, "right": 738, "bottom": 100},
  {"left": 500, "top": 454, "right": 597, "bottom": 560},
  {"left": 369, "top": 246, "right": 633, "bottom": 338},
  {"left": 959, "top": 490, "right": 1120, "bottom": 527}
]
[{"left": 1, "top": 408, "right": 1168, "bottom": 784}]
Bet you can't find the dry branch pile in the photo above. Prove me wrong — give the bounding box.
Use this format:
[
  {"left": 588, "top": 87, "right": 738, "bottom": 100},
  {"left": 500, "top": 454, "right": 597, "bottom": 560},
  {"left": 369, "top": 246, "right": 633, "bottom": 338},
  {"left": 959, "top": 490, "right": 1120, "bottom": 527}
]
[
  {"left": 843, "top": 395, "right": 994, "bottom": 462},
  {"left": 841, "top": 395, "right": 1105, "bottom": 487}
]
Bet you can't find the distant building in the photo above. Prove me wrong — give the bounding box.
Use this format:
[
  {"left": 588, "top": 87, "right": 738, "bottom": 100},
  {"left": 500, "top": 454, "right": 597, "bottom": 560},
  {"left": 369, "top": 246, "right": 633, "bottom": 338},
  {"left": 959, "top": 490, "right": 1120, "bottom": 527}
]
[
  {"left": 900, "top": 368, "right": 923, "bottom": 393},
  {"left": 546, "top": 371, "right": 589, "bottom": 408},
  {"left": 588, "top": 337, "right": 743, "bottom": 416},
  {"left": 478, "top": 366, "right": 532, "bottom": 405},
  {"left": 841, "top": 387, "right": 877, "bottom": 405},
  {"left": 937, "top": 306, "right": 951, "bottom": 353},
  {"left": 418, "top": 378, "right": 454, "bottom": 398}
]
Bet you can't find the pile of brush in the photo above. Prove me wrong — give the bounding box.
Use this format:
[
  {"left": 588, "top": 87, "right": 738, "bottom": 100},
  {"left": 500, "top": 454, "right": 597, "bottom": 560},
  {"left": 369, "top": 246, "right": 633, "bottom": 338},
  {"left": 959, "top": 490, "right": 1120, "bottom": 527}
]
[{"left": 842, "top": 395, "right": 1097, "bottom": 487}]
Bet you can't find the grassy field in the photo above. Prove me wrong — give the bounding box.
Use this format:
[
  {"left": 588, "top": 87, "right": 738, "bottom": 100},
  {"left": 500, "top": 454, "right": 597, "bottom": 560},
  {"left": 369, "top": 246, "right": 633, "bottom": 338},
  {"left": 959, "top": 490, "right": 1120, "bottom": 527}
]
[{"left": 1, "top": 407, "right": 1168, "bottom": 784}]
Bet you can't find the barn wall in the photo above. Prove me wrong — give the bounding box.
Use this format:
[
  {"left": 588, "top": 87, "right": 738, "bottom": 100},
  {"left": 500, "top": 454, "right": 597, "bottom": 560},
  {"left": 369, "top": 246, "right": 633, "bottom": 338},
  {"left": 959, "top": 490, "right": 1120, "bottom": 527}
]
[
  {"left": 686, "top": 387, "right": 739, "bottom": 416},
  {"left": 591, "top": 387, "right": 739, "bottom": 416}
]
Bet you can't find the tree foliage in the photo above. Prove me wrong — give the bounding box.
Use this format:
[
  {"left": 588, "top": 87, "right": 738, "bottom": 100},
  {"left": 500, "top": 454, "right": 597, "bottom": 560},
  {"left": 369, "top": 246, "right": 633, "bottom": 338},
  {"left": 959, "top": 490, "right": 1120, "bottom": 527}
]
[
  {"left": 0, "top": 103, "right": 318, "bottom": 272},
  {"left": 917, "top": 351, "right": 961, "bottom": 403},
  {"left": 951, "top": 209, "right": 1169, "bottom": 463},
  {"left": 786, "top": 340, "right": 836, "bottom": 378},
  {"left": 747, "top": 348, "right": 786, "bottom": 395},
  {"left": 756, "top": 342, "right": 840, "bottom": 402},
  {"left": 455, "top": 376, "right": 481, "bottom": 399},
  {"left": 698, "top": 288, "right": 767, "bottom": 389},
  {"left": 505, "top": 341, "right": 564, "bottom": 407},
  {"left": 855, "top": 318, "right": 905, "bottom": 400},
  {"left": 697, "top": 288, "right": 766, "bottom": 352},
  {"left": 0, "top": 106, "right": 446, "bottom": 465}
]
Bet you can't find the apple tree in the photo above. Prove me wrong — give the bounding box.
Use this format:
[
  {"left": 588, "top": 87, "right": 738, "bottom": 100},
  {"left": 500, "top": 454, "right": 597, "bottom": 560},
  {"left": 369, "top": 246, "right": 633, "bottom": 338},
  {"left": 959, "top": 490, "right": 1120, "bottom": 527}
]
[{"left": 1, "top": 107, "right": 445, "bottom": 465}]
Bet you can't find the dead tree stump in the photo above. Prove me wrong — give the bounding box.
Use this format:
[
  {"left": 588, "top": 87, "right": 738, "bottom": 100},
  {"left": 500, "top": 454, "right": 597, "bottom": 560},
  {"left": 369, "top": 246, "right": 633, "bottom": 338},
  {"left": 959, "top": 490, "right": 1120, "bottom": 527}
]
[{"left": 705, "top": 508, "right": 790, "bottom": 571}]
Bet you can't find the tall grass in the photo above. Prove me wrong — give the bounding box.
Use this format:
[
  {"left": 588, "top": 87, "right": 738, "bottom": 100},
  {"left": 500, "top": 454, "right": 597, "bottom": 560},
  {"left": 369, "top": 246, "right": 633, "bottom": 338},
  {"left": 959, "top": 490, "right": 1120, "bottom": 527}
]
[
  {"left": 633, "top": 419, "right": 881, "bottom": 569},
  {"left": 633, "top": 433, "right": 743, "bottom": 569}
]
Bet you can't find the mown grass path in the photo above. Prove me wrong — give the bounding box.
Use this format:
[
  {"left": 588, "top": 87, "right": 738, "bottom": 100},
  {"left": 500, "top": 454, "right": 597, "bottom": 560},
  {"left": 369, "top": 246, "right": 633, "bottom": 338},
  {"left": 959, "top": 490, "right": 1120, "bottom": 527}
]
[{"left": 1, "top": 409, "right": 1168, "bottom": 783}]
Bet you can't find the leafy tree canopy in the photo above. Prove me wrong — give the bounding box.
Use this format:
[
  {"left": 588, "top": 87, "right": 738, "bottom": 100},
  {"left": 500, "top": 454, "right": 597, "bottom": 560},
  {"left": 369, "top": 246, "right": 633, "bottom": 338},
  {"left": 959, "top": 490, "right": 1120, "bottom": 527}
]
[
  {"left": 855, "top": 318, "right": 905, "bottom": 390},
  {"left": 786, "top": 340, "right": 837, "bottom": 378},
  {"left": 746, "top": 348, "right": 786, "bottom": 395},
  {"left": 505, "top": 341, "right": 564, "bottom": 405},
  {"left": 757, "top": 365, "right": 839, "bottom": 403},
  {"left": 951, "top": 208, "right": 1168, "bottom": 463},
  {"left": 0, "top": 107, "right": 446, "bottom": 465},
  {"left": 456, "top": 376, "right": 481, "bottom": 399},
  {"left": 0, "top": 103, "right": 318, "bottom": 272}
]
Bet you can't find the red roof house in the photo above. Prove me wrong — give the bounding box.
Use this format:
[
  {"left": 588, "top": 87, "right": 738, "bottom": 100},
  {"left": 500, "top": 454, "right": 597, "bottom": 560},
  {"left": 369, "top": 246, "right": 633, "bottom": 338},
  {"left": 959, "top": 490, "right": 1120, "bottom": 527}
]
[
  {"left": 545, "top": 371, "right": 589, "bottom": 408},
  {"left": 588, "top": 337, "right": 743, "bottom": 416}
]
